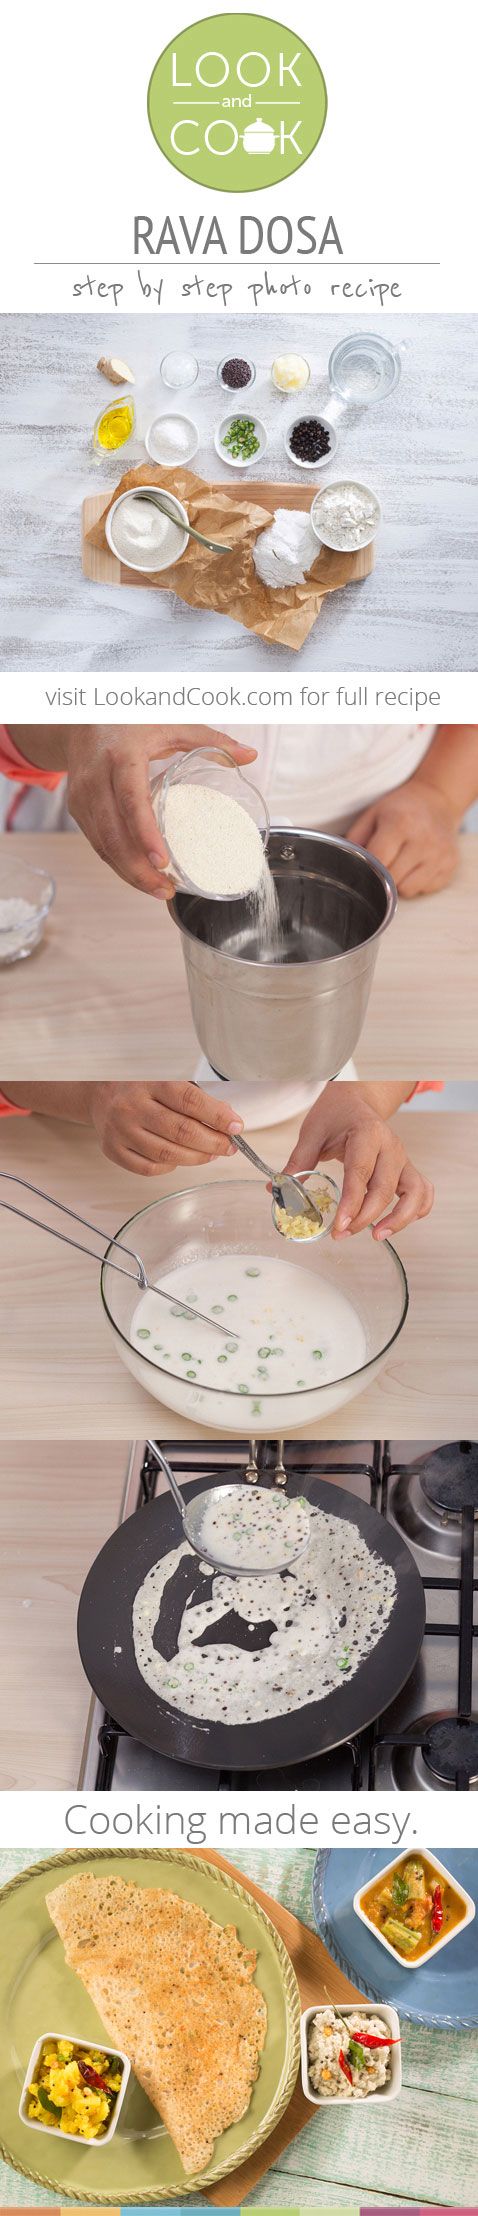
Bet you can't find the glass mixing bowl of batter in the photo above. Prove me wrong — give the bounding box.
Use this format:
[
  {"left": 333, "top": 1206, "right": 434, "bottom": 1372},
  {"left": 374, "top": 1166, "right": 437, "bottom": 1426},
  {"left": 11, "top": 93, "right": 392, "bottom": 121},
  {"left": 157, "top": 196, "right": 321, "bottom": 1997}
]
[{"left": 100, "top": 1180, "right": 408, "bottom": 1436}]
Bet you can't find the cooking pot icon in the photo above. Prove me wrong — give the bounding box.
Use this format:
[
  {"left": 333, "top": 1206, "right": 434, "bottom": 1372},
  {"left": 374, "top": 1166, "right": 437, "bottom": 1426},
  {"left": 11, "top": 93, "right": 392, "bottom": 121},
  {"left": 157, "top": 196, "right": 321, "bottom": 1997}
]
[{"left": 242, "top": 117, "right": 276, "bottom": 154}]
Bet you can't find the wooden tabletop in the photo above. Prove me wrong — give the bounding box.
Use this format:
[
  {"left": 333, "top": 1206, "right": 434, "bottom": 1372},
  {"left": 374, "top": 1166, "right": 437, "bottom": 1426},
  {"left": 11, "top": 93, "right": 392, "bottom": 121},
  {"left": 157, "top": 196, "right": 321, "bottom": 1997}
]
[
  {"left": 0, "top": 1441, "right": 127, "bottom": 1791},
  {"left": 1, "top": 831, "right": 477, "bottom": 1080},
  {"left": 0, "top": 1108, "right": 476, "bottom": 1442},
  {"left": 1, "top": 310, "right": 477, "bottom": 674}
]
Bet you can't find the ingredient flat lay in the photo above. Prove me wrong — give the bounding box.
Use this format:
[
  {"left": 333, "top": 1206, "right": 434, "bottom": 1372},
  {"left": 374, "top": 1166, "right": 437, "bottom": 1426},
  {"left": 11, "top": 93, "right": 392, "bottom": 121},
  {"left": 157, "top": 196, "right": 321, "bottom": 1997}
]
[{"left": 2, "top": 310, "right": 475, "bottom": 671}]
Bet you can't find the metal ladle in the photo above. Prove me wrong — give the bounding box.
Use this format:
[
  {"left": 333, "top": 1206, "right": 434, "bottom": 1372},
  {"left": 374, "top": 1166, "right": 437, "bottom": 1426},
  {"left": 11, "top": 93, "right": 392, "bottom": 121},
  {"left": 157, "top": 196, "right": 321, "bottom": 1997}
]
[
  {"left": 231, "top": 1133, "right": 325, "bottom": 1231},
  {"left": 0, "top": 1175, "right": 240, "bottom": 1342},
  {"left": 133, "top": 489, "right": 232, "bottom": 557},
  {"left": 147, "top": 1440, "right": 311, "bottom": 1575}
]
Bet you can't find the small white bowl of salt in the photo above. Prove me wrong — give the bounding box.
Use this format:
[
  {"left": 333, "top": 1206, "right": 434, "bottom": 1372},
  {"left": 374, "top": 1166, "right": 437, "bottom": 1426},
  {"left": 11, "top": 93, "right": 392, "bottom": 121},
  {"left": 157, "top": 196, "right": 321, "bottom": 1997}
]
[
  {"left": 0, "top": 860, "right": 55, "bottom": 965},
  {"left": 145, "top": 413, "right": 199, "bottom": 467}
]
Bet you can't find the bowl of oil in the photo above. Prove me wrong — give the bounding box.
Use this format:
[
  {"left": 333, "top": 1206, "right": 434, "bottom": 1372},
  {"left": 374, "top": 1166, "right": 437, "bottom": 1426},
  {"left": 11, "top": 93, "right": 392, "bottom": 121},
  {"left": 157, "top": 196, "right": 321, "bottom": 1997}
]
[{"left": 93, "top": 395, "right": 136, "bottom": 456}]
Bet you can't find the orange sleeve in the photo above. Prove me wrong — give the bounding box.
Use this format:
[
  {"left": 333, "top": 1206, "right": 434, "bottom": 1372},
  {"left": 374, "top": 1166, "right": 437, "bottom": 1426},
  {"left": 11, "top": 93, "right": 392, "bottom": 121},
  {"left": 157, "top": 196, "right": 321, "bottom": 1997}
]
[
  {"left": 0, "top": 727, "right": 63, "bottom": 790},
  {"left": 0, "top": 1094, "right": 31, "bottom": 1116}
]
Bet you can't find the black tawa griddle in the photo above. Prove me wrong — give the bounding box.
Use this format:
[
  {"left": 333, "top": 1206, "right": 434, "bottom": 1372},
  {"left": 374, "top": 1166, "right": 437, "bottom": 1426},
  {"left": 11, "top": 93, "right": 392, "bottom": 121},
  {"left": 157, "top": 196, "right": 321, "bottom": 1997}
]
[{"left": 77, "top": 1473, "right": 426, "bottom": 1772}]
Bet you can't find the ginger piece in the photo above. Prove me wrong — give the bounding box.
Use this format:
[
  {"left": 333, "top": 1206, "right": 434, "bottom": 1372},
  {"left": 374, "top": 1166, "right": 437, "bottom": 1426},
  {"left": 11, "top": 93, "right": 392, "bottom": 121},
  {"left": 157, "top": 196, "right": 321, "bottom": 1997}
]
[{"left": 97, "top": 356, "right": 135, "bottom": 385}]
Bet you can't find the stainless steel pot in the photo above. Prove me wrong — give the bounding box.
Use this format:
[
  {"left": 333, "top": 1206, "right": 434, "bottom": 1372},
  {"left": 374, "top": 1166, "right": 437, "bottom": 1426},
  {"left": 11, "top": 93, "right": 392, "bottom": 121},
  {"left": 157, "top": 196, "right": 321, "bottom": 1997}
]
[{"left": 170, "top": 828, "right": 396, "bottom": 1081}]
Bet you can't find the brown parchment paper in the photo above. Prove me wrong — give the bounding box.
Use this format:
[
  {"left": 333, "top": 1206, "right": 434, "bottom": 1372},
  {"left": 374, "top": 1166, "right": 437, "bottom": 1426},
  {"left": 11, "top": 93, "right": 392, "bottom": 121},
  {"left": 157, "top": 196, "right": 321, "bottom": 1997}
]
[{"left": 85, "top": 462, "right": 370, "bottom": 651}]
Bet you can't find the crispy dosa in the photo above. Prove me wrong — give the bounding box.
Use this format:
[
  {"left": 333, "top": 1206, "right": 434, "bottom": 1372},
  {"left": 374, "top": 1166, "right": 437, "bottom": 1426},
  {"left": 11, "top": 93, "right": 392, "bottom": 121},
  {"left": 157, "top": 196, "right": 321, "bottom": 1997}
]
[{"left": 45, "top": 1873, "right": 267, "bottom": 2174}]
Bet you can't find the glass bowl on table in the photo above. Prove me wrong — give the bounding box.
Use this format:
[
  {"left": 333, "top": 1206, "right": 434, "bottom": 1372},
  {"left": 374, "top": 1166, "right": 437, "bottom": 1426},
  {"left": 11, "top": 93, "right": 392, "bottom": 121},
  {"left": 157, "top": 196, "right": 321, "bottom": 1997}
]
[{"left": 100, "top": 1179, "right": 409, "bottom": 1437}]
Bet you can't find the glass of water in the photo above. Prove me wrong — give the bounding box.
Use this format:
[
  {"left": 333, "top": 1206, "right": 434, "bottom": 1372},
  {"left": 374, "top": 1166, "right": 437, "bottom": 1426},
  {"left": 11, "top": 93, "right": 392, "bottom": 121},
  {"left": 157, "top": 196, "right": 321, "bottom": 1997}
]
[{"left": 328, "top": 332, "right": 403, "bottom": 406}]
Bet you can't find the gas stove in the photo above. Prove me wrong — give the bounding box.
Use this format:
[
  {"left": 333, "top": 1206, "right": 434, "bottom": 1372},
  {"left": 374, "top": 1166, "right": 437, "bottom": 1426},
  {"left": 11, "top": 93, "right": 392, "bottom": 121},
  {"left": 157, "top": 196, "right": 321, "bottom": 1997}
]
[{"left": 78, "top": 1440, "right": 478, "bottom": 1794}]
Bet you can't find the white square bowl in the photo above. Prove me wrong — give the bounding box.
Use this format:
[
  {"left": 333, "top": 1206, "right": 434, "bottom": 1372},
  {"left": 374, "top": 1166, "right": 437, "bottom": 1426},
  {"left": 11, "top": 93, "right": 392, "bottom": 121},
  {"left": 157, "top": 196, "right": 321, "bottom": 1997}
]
[
  {"left": 354, "top": 1849, "right": 476, "bottom": 1969},
  {"left": 19, "top": 2032, "right": 131, "bottom": 2145},
  {"left": 300, "top": 2000, "right": 402, "bottom": 2106}
]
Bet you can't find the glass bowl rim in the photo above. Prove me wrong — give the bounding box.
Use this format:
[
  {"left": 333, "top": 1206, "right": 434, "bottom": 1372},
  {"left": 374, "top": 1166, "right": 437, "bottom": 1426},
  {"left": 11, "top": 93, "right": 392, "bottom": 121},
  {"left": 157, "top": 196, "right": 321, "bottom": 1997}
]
[{"left": 0, "top": 861, "right": 56, "bottom": 920}]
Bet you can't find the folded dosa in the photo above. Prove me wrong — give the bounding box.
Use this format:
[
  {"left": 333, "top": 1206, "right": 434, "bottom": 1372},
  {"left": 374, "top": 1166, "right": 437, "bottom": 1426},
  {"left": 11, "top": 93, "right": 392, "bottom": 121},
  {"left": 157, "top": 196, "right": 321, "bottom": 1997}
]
[{"left": 46, "top": 1873, "right": 267, "bottom": 2174}]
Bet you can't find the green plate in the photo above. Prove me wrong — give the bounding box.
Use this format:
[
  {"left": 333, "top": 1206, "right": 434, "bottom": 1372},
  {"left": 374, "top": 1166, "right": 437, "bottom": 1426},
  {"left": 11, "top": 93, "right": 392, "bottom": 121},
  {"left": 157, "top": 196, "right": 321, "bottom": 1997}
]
[{"left": 0, "top": 1849, "right": 301, "bottom": 2204}]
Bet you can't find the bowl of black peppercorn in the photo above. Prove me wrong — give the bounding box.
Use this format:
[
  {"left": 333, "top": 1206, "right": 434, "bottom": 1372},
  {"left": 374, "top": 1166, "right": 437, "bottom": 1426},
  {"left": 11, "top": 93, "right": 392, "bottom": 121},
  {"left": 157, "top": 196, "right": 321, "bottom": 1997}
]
[{"left": 285, "top": 413, "right": 338, "bottom": 471}]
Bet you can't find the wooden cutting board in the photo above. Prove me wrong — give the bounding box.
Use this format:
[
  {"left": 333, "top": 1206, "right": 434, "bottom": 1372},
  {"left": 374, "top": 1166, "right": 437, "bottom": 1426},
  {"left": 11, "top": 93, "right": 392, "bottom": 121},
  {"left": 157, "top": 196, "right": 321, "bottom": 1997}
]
[
  {"left": 82, "top": 486, "right": 374, "bottom": 588},
  {"left": 197, "top": 1850, "right": 364, "bottom": 2208}
]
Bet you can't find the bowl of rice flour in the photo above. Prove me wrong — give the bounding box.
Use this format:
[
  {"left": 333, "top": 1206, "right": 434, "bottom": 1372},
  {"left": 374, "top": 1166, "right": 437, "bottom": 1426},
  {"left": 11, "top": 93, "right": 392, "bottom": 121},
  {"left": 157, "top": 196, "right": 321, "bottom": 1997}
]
[
  {"left": 153, "top": 747, "right": 271, "bottom": 902},
  {"left": 106, "top": 485, "right": 189, "bottom": 573},
  {"left": 311, "top": 479, "right": 381, "bottom": 553}
]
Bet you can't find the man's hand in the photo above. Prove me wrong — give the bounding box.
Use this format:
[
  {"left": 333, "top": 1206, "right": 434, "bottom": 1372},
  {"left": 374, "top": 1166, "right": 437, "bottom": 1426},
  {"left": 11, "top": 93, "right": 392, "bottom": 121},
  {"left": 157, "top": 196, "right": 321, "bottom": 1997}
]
[
  {"left": 63, "top": 727, "right": 258, "bottom": 897},
  {"left": 283, "top": 1085, "right": 434, "bottom": 1238},
  {"left": 89, "top": 1081, "right": 244, "bottom": 1172},
  {"left": 348, "top": 780, "right": 459, "bottom": 897}
]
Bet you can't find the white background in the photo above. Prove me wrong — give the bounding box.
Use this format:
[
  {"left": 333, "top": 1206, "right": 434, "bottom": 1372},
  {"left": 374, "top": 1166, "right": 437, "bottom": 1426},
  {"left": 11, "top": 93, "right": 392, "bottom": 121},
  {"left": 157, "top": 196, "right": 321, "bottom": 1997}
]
[
  {"left": 1, "top": 0, "right": 477, "bottom": 313},
  {"left": 2, "top": 1791, "right": 478, "bottom": 1850}
]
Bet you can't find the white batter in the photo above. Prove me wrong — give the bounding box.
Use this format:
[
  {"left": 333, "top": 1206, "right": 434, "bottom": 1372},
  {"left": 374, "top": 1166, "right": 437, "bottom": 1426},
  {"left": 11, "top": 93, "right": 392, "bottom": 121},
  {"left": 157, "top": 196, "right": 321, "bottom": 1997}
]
[
  {"left": 132, "top": 1507, "right": 397, "bottom": 1725},
  {"left": 196, "top": 1485, "right": 310, "bottom": 1571},
  {"left": 130, "top": 1252, "right": 367, "bottom": 1419}
]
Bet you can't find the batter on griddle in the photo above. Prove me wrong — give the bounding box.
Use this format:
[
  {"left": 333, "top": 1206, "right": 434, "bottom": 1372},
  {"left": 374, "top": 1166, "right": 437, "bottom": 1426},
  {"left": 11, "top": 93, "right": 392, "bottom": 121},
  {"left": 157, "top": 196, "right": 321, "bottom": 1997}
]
[{"left": 132, "top": 1508, "right": 397, "bottom": 1725}]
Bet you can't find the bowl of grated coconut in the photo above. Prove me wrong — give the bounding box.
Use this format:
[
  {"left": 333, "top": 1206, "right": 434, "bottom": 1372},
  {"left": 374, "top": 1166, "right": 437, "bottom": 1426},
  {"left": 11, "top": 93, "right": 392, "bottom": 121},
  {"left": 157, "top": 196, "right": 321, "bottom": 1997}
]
[
  {"left": 0, "top": 860, "right": 55, "bottom": 964},
  {"left": 253, "top": 508, "right": 320, "bottom": 591},
  {"left": 152, "top": 746, "right": 271, "bottom": 901}
]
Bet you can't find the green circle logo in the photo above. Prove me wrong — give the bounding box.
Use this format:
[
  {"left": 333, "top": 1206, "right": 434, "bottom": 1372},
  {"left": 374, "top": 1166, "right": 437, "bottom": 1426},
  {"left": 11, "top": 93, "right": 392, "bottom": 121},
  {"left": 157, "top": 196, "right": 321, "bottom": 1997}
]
[{"left": 147, "top": 13, "right": 327, "bottom": 191}]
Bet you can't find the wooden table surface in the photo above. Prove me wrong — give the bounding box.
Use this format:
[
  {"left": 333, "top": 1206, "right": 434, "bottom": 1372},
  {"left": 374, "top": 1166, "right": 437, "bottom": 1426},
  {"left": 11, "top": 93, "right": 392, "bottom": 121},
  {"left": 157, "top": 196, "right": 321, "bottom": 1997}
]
[
  {"left": 1, "top": 831, "right": 477, "bottom": 1080},
  {"left": 0, "top": 1441, "right": 126, "bottom": 1791},
  {"left": 1, "top": 312, "right": 477, "bottom": 673},
  {"left": 0, "top": 1108, "right": 476, "bottom": 1442},
  {"left": 0, "top": 1848, "right": 476, "bottom": 2210}
]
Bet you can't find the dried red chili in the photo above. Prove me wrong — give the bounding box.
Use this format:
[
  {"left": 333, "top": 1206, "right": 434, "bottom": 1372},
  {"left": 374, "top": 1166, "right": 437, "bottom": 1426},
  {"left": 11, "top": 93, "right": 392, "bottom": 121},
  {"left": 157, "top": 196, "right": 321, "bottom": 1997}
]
[
  {"left": 338, "top": 2049, "right": 353, "bottom": 2084},
  {"left": 78, "top": 2061, "right": 110, "bottom": 2096},
  {"left": 431, "top": 1885, "right": 443, "bottom": 1933}
]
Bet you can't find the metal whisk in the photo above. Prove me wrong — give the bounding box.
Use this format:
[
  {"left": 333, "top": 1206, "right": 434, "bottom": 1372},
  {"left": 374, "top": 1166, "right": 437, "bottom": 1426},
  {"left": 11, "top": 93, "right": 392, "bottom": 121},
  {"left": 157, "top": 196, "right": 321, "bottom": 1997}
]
[{"left": 0, "top": 1174, "right": 240, "bottom": 1341}]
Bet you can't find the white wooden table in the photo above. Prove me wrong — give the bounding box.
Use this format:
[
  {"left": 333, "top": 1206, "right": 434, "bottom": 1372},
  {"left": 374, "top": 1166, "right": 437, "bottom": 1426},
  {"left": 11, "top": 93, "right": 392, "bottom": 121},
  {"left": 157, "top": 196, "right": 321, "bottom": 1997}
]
[{"left": 1, "top": 313, "right": 476, "bottom": 671}]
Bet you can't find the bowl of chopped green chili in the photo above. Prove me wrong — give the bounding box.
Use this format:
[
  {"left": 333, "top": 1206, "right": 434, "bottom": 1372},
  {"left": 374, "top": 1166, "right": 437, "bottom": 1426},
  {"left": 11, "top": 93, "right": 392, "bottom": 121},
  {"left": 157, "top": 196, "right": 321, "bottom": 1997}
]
[{"left": 215, "top": 412, "right": 268, "bottom": 469}]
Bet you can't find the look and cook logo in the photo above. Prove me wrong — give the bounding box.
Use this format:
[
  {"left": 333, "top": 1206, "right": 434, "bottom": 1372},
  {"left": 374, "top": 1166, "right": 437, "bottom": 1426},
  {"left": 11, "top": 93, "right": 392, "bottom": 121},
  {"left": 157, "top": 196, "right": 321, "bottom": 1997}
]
[{"left": 147, "top": 12, "right": 327, "bottom": 191}]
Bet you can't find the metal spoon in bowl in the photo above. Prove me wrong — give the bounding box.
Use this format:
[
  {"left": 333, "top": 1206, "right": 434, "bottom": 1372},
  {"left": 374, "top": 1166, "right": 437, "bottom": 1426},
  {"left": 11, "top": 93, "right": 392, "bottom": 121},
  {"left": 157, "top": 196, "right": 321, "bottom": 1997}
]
[
  {"left": 231, "top": 1132, "right": 325, "bottom": 1231},
  {"left": 147, "top": 1441, "right": 311, "bottom": 1576},
  {"left": 133, "top": 489, "right": 232, "bottom": 557}
]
